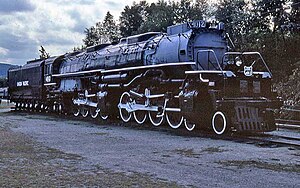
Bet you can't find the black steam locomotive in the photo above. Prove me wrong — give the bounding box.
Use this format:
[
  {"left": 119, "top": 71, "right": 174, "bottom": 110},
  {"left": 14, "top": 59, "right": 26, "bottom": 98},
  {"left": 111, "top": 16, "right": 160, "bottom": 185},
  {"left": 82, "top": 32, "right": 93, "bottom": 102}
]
[{"left": 8, "top": 20, "right": 281, "bottom": 134}]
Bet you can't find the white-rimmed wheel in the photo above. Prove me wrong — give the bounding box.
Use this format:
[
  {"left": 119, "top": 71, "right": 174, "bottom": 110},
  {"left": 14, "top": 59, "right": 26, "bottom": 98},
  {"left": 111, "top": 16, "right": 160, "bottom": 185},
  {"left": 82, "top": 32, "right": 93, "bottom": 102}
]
[
  {"left": 73, "top": 106, "right": 80, "bottom": 117},
  {"left": 15, "top": 102, "right": 20, "bottom": 111},
  {"left": 100, "top": 111, "right": 109, "bottom": 120},
  {"left": 133, "top": 110, "right": 147, "bottom": 124},
  {"left": 90, "top": 108, "right": 99, "bottom": 119},
  {"left": 40, "top": 104, "right": 44, "bottom": 112},
  {"left": 35, "top": 103, "right": 41, "bottom": 112},
  {"left": 58, "top": 103, "right": 63, "bottom": 114},
  {"left": 81, "top": 107, "right": 89, "bottom": 117},
  {"left": 119, "top": 92, "right": 132, "bottom": 122},
  {"left": 33, "top": 102, "right": 38, "bottom": 112},
  {"left": 184, "top": 119, "right": 196, "bottom": 131},
  {"left": 148, "top": 111, "right": 164, "bottom": 126},
  {"left": 29, "top": 103, "right": 33, "bottom": 111},
  {"left": 166, "top": 112, "right": 184, "bottom": 129},
  {"left": 212, "top": 111, "right": 227, "bottom": 135},
  {"left": 24, "top": 102, "right": 28, "bottom": 110}
]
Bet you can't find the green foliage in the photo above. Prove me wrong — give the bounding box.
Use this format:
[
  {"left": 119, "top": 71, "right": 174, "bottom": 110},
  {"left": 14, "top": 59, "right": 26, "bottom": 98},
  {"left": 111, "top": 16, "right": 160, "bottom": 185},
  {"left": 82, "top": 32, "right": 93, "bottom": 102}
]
[
  {"left": 138, "top": 1, "right": 175, "bottom": 33},
  {"left": 290, "top": 0, "right": 300, "bottom": 23},
  {"left": 120, "top": 0, "right": 209, "bottom": 36},
  {"left": 0, "top": 78, "right": 7, "bottom": 87},
  {"left": 119, "top": 1, "right": 148, "bottom": 37},
  {"left": 83, "top": 11, "right": 120, "bottom": 47}
]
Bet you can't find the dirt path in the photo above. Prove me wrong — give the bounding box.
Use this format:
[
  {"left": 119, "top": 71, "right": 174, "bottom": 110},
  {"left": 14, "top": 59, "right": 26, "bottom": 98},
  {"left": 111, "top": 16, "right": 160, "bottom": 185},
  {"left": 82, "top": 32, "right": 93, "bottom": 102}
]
[{"left": 0, "top": 110, "right": 299, "bottom": 187}]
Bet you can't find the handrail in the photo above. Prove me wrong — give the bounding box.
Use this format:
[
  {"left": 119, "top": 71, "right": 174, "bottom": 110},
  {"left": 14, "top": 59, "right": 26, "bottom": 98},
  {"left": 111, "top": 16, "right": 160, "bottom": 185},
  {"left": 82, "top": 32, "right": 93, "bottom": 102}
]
[
  {"left": 222, "top": 51, "right": 272, "bottom": 77},
  {"left": 196, "top": 49, "right": 224, "bottom": 76}
]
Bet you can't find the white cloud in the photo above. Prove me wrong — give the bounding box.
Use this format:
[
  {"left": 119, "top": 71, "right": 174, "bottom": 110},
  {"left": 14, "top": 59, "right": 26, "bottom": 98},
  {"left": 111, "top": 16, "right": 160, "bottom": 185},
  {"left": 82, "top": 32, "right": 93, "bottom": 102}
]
[
  {"left": 0, "top": 47, "right": 9, "bottom": 56},
  {"left": 0, "top": 0, "right": 182, "bottom": 65}
]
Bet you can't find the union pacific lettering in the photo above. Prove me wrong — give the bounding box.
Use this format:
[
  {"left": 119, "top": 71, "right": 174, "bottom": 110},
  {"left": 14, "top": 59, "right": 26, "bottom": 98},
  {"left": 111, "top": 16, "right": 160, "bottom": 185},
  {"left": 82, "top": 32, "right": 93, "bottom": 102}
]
[{"left": 17, "top": 81, "right": 29, "bottom": 87}]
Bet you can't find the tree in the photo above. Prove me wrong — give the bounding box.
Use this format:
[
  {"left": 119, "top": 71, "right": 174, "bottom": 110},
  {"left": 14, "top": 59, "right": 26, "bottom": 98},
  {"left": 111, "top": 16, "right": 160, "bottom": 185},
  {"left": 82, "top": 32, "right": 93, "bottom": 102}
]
[
  {"left": 0, "top": 78, "right": 7, "bottom": 87},
  {"left": 254, "top": 0, "right": 288, "bottom": 33},
  {"left": 173, "top": 0, "right": 207, "bottom": 23},
  {"left": 215, "top": 0, "right": 254, "bottom": 50},
  {"left": 138, "top": 1, "right": 175, "bottom": 33},
  {"left": 119, "top": 1, "right": 148, "bottom": 37},
  {"left": 83, "top": 11, "right": 120, "bottom": 47},
  {"left": 287, "top": 0, "right": 300, "bottom": 31},
  {"left": 83, "top": 26, "right": 98, "bottom": 47},
  {"left": 138, "top": 0, "right": 209, "bottom": 34},
  {"left": 102, "top": 11, "right": 120, "bottom": 43}
]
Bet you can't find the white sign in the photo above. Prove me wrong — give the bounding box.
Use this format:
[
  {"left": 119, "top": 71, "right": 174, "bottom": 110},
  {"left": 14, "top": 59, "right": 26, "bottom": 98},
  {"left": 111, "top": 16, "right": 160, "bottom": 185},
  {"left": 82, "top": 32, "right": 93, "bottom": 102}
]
[
  {"left": 17, "top": 81, "right": 29, "bottom": 87},
  {"left": 244, "top": 66, "right": 253, "bottom": 77}
]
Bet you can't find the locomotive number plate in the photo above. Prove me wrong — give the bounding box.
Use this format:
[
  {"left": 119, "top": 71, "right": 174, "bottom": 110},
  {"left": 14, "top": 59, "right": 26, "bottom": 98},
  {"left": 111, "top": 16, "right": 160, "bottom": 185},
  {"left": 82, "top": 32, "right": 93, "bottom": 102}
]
[{"left": 189, "top": 20, "right": 206, "bottom": 29}]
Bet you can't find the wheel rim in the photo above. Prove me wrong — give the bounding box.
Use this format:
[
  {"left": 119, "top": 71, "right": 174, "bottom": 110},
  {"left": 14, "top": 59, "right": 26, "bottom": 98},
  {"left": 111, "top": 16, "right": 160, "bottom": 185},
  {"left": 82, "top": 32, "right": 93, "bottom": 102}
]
[
  {"left": 119, "top": 92, "right": 132, "bottom": 122},
  {"left": 100, "top": 112, "right": 109, "bottom": 120},
  {"left": 148, "top": 111, "right": 164, "bottom": 126},
  {"left": 90, "top": 108, "right": 99, "bottom": 119},
  {"left": 73, "top": 106, "right": 80, "bottom": 117},
  {"left": 133, "top": 110, "right": 147, "bottom": 124},
  {"left": 184, "top": 119, "right": 196, "bottom": 131},
  {"left": 81, "top": 108, "right": 89, "bottom": 117},
  {"left": 212, "top": 111, "right": 227, "bottom": 135},
  {"left": 166, "top": 112, "right": 183, "bottom": 129},
  {"left": 52, "top": 104, "right": 56, "bottom": 112},
  {"left": 58, "top": 104, "right": 63, "bottom": 114}
]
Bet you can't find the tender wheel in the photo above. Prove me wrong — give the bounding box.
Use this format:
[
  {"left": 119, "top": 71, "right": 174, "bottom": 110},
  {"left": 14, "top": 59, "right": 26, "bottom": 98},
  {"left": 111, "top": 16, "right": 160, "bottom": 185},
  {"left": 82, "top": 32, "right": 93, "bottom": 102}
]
[
  {"left": 90, "top": 108, "right": 99, "bottom": 119},
  {"left": 58, "top": 103, "right": 63, "bottom": 114},
  {"left": 20, "top": 102, "right": 24, "bottom": 110},
  {"left": 73, "top": 106, "right": 80, "bottom": 117},
  {"left": 15, "top": 102, "right": 20, "bottom": 111},
  {"left": 29, "top": 103, "right": 33, "bottom": 111},
  {"left": 24, "top": 103, "right": 28, "bottom": 110},
  {"left": 133, "top": 110, "right": 147, "bottom": 124},
  {"left": 184, "top": 119, "right": 196, "bottom": 131},
  {"left": 119, "top": 92, "right": 132, "bottom": 122},
  {"left": 81, "top": 107, "right": 89, "bottom": 117},
  {"left": 166, "top": 112, "right": 183, "bottom": 129},
  {"left": 35, "top": 103, "right": 41, "bottom": 112},
  {"left": 212, "top": 111, "right": 227, "bottom": 135},
  {"left": 52, "top": 104, "right": 56, "bottom": 113},
  {"left": 148, "top": 111, "right": 164, "bottom": 126},
  {"left": 40, "top": 104, "right": 44, "bottom": 112}
]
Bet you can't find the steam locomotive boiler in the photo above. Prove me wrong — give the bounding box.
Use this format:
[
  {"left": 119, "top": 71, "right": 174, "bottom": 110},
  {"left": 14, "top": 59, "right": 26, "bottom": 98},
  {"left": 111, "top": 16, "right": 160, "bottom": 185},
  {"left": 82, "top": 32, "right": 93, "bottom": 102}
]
[{"left": 8, "top": 20, "right": 282, "bottom": 134}]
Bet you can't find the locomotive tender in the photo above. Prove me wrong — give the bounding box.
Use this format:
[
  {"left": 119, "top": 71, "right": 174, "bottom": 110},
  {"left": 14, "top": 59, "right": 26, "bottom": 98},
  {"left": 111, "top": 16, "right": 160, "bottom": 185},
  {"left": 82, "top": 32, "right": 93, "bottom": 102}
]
[{"left": 8, "top": 20, "right": 281, "bottom": 134}]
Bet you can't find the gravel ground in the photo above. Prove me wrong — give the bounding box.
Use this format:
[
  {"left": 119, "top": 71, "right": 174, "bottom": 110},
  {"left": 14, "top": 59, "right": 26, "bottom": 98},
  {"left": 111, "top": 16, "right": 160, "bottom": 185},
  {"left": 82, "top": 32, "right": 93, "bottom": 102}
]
[{"left": 0, "top": 108, "right": 299, "bottom": 187}]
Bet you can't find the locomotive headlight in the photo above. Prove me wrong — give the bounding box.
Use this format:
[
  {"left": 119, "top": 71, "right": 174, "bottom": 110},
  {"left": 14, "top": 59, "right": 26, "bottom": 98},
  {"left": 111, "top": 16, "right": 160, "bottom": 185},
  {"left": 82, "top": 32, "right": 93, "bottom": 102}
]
[{"left": 45, "top": 75, "right": 51, "bottom": 83}]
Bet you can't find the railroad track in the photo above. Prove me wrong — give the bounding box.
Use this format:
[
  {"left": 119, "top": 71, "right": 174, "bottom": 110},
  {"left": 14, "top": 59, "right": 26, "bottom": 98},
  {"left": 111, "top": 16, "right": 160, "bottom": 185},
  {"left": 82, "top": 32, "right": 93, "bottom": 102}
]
[
  {"left": 247, "top": 134, "right": 300, "bottom": 148},
  {"left": 6, "top": 110, "right": 300, "bottom": 149},
  {"left": 276, "top": 119, "right": 300, "bottom": 130}
]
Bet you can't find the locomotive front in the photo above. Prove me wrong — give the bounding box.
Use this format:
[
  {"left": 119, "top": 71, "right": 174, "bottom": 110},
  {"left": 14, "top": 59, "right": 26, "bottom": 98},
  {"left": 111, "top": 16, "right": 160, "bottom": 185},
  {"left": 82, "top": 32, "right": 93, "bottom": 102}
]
[{"left": 173, "top": 21, "right": 282, "bottom": 134}]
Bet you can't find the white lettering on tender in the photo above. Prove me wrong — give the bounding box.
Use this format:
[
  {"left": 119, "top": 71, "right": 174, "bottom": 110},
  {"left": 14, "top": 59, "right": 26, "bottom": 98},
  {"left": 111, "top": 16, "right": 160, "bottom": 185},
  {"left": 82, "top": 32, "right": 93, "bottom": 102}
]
[
  {"left": 17, "top": 82, "right": 22, "bottom": 87},
  {"left": 23, "top": 81, "right": 29, "bottom": 86},
  {"left": 16, "top": 81, "right": 29, "bottom": 87}
]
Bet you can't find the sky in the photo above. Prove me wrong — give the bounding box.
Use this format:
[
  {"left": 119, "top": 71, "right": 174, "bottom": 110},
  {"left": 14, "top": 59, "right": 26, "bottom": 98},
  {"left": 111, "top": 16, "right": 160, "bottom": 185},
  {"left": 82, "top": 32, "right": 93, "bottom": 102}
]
[{"left": 0, "top": 0, "right": 162, "bottom": 66}]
